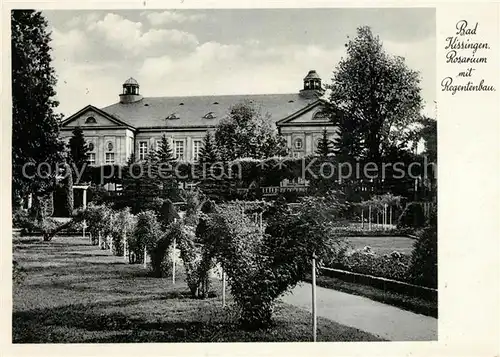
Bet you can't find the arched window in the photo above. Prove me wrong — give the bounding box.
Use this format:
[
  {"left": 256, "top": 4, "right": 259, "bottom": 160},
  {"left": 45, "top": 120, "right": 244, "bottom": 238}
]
[
  {"left": 294, "top": 138, "right": 303, "bottom": 150},
  {"left": 312, "top": 109, "right": 328, "bottom": 120},
  {"left": 85, "top": 116, "right": 97, "bottom": 124},
  {"left": 203, "top": 112, "right": 216, "bottom": 119},
  {"left": 107, "top": 142, "right": 114, "bottom": 152},
  {"left": 88, "top": 142, "right": 95, "bottom": 151}
]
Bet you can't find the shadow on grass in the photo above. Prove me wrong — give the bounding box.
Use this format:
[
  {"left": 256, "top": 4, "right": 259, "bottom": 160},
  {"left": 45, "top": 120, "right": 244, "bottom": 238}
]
[{"left": 13, "top": 300, "right": 230, "bottom": 343}]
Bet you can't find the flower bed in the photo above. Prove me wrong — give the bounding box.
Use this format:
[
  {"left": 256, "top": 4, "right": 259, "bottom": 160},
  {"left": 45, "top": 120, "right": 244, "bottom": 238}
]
[{"left": 328, "top": 246, "right": 412, "bottom": 283}]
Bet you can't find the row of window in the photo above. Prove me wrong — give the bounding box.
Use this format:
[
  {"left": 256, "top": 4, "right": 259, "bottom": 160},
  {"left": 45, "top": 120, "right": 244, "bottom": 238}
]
[
  {"left": 139, "top": 139, "right": 203, "bottom": 161},
  {"left": 86, "top": 137, "right": 327, "bottom": 164},
  {"left": 293, "top": 137, "right": 326, "bottom": 150}
]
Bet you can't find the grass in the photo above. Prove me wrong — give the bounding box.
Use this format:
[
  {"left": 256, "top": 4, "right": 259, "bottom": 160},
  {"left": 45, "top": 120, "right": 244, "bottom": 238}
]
[
  {"left": 304, "top": 273, "right": 437, "bottom": 318},
  {"left": 12, "top": 235, "right": 383, "bottom": 343},
  {"left": 346, "top": 236, "right": 415, "bottom": 255}
]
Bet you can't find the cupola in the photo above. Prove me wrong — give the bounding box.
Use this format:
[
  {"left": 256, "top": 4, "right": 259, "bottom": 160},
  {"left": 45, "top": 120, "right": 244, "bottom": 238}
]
[
  {"left": 299, "top": 70, "right": 325, "bottom": 99},
  {"left": 119, "top": 77, "right": 143, "bottom": 104}
]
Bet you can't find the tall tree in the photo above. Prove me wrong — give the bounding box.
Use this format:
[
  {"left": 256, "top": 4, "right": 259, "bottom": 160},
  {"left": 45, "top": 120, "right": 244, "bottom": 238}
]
[
  {"left": 67, "top": 126, "right": 89, "bottom": 182},
  {"left": 198, "top": 131, "right": 219, "bottom": 164},
  {"left": 328, "top": 26, "right": 423, "bottom": 163},
  {"left": 156, "top": 134, "right": 174, "bottom": 163},
  {"left": 315, "top": 128, "right": 334, "bottom": 157},
  {"left": 214, "top": 101, "right": 287, "bottom": 161},
  {"left": 11, "top": 10, "right": 64, "bottom": 208}
]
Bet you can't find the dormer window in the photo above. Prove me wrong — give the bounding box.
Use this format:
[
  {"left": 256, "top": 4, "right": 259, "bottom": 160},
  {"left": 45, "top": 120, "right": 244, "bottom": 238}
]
[
  {"left": 203, "top": 112, "right": 216, "bottom": 119},
  {"left": 166, "top": 113, "right": 180, "bottom": 120},
  {"left": 85, "top": 116, "right": 97, "bottom": 124}
]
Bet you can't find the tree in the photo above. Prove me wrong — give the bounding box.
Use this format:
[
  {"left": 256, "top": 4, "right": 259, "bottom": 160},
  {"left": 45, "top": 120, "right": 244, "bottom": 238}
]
[
  {"left": 11, "top": 10, "right": 64, "bottom": 209},
  {"left": 328, "top": 26, "right": 423, "bottom": 164},
  {"left": 68, "top": 126, "right": 89, "bottom": 169},
  {"left": 156, "top": 134, "right": 174, "bottom": 163},
  {"left": 198, "top": 131, "right": 219, "bottom": 164},
  {"left": 214, "top": 101, "right": 287, "bottom": 161},
  {"left": 331, "top": 112, "right": 365, "bottom": 161},
  {"left": 315, "top": 128, "right": 334, "bottom": 157},
  {"left": 67, "top": 126, "right": 90, "bottom": 183}
]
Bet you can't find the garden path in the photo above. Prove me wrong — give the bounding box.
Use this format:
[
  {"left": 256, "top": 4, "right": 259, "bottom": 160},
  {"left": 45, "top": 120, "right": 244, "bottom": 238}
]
[{"left": 281, "top": 282, "right": 437, "bottom": 341}]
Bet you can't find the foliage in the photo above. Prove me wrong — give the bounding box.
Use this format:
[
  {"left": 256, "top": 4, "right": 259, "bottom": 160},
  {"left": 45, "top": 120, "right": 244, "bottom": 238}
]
[
  {"left": 328, "top": 26, "right": 422, "bottom": 163},
  {"left": 330, "top": 247, "right": 412, "bottom": 282},
  {"left": 156, "top": 134, "right": 174, "bottom": 163},
  {"left": 11, "top": 10, "right": 64, "bottom": 208},
  {"left": 120, "top": 156, "right": 163, "bottom": 214},
  {"left": 67, "top": 126, "right": 90, "bottom": 183},
  {"left": 13, "top": 260, "right": 27, "bottom": 284},
  {"left": 130, "top": 210, "right": 162, "bottom": 263},
  {"left": 200, "top": 195, "right": 346, "bottom": 329},
  {"left": 62, "top": 164, "right": 74, "bottom": 216},
  {"left": 315, "top": 128, "right": 334, "bottom": 157},
  {"left": 109, "top": 208, "right": 136, "bottom": 256},
  {"left": 158, "top": 198, "right": 179, "bottom": 228},
  {"left": 82, "top": 204, "right": 113, "bottom": 245},
  {"left": 214, "top": 101, "right": 288, "bottom": 160},
  {"left": 397, "top": 202, "right": 426, "bottom": 228},
  {"left": 198, "top": 131, "right": 219, "bottom": 163},
  {"left": 408, "top": 212, "right": 437, "bottom": 288}
]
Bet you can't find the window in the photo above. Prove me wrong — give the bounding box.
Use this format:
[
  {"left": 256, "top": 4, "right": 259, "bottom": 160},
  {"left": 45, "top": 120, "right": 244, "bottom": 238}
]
[
  {"left": 313, "top": 110, "right": 328, "bottom": 120},
  {"left": 85, "top": 116, "right": 97, "bottom": 124},
  {"left": 88, "top": 142, "right": 95, "bottom": 151},
  {"left": 107, "top": 142, "right": 114, "bottom": 151},
  {"left": 166, "top": 113, "right": 180, "bottom": 120},
  {"left": 88, "top": 153, "right": 96, "bottom": 165},
  {"left": 294, "top": 138, "right": 303, "bottom": 150},
  {"left": 139, "top": 141, "right": 148, "bottom": 160},
  {"left": 315, "top": 137, "right": 322, "bottom": 149},
  {"left": 174, "top": 140, "right": 184, "bottom": 160},
  {"left": 203, "top": 112, "right": 216, "bottom": 119},
  {"left": 293, "top": 152, "right": 301, "bottom": 158},
  {"left": 105, "top": 153, "right": 115, "bottom": 164},
  {"left": 192, "top": 140, "right": 202, "bottom": 161}
]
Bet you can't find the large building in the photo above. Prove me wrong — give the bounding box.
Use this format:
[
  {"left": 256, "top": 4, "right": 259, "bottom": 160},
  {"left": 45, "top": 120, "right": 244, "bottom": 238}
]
[{"left": 60, "top": 70, "right": 337, "bottom": 166}]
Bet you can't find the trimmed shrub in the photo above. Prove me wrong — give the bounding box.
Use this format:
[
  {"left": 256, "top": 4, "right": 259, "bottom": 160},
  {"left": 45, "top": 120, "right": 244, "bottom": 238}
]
[
  {"left": 397, "top": 202, "right": 426, "bottom": 228},
  {"left": 408, "top": 213, "right": 437, "bottom": 288},
  {"left": 201, "top": 194, "right": 346, "bottom": 329},
  {"left": 130, "top": 210, "right": 162, "bottom": 264},
  {"left": 332, "top": 247, "right": 412, "bottom": 282},
  {"left": 83, "top": 204, "right": 112, "bottom": 245}
]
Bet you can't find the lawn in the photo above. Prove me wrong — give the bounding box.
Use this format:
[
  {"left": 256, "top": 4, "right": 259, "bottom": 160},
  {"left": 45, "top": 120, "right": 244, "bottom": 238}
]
[
  {"left": 346, "top": 236, "right": 415, "bottom": 255},
  {"left": 12, "top": 235, "right": 383, "bottom": 343}
]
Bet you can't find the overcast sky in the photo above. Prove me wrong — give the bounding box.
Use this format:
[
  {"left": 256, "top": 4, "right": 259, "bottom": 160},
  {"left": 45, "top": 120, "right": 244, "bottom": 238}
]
[{"left": 42, "top": 8, "right": 436, "bottom": 118}]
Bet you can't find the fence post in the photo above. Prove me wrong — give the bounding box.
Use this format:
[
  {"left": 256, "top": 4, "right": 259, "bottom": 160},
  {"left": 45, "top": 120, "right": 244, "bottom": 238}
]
[
  {"left": 312, "top": 253, "right": 317, "bottom": 342},
  {"left": 368, "top": 205, "right": 372, "bottom": 231},
  {"left": 123, "top": 233, "right": 127, "bottom": 262},
  {"left": 361, "top": 209, "right": 364, "bottom": 229},
  {"left": 172, "top": 238, "right": 176, "bottom": 284},
  {"left": 222, "top": 269, "right": 226, "bottom": 308},
  {"left": 143, "top": 247, "right": 147, "bottom": 269},
  {"left": 172, "top": 218, "right": 177, "bottom": 284}
]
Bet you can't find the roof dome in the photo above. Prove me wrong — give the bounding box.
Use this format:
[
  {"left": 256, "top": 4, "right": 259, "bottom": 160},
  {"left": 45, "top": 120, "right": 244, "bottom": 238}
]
[
  {"left": 123, "top": 77, "right": 139, "bottom": 86},
  {"left": 303, "top": 70, "right": 321, "bottom": 81}
]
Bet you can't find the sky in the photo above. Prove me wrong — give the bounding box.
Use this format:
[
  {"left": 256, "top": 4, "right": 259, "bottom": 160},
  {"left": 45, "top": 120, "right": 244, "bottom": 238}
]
[{"left": 42, "top": 8, "right": 436, "bottom": 118}]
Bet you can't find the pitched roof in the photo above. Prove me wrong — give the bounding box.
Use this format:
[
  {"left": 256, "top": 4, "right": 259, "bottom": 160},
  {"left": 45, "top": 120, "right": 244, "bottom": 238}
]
[
  {"left": 60, "top": 104, "right": 136, "bottom": 130},
  {"left": 100, "top": 93, "right": 319, "bottom": 129}
]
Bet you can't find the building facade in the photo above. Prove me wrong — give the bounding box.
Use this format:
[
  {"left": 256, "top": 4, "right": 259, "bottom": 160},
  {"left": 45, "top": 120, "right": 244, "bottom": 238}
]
[{"left": 60, "top": 70, "right": 338, "bottom": 165}]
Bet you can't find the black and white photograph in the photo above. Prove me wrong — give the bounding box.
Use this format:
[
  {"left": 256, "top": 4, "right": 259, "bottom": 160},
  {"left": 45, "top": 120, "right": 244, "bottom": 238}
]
[{"left": 11, "top": 6, "right": 443, "bottom": 344}]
